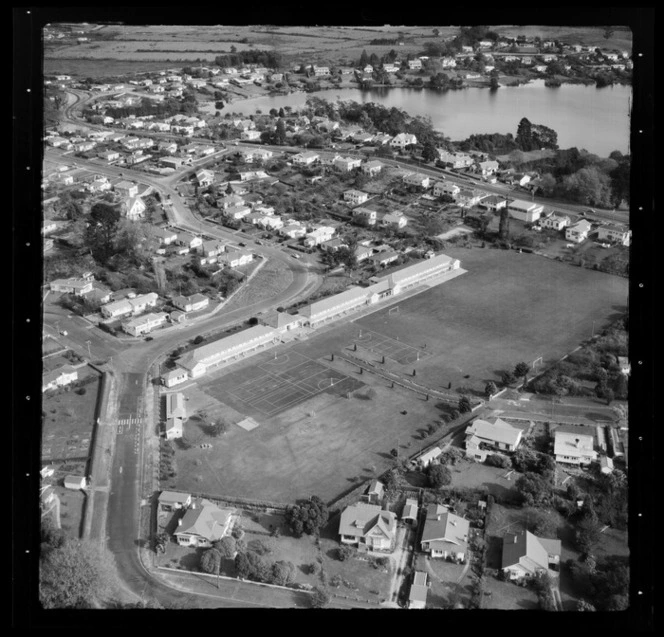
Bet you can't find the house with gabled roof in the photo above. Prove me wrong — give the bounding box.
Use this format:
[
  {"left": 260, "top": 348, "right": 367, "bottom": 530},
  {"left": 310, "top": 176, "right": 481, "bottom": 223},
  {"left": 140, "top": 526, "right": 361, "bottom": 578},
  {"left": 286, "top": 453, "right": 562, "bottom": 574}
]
[
  {"left": 540, "top": 212, "right": 571, "bottom": 231},
  {"left": 259, "top": 311, "right": 302, "bottom": 333},
  {"left": 196, "top": 169, "right": 215, "bottom": 188},
  {"left": 292, "top": 150, "right": 320, "bottom": 166},
  {"left": 554, "top": 431, "right": 597, "bottom": 466},
  {"left": 172, "top": 293, "right": 209, "bottom": 313},
  {"left": 161, "top": 367, "right": 189, "bottom": 388},
  {"left": 165, "top": 392, "right": 187, "bottom": 420},
  {"left": 364, "top": 479, "right": 385, "bottom": 505},
  {"left": 42, "top": 365, "right": 79, "bottom": 393},
  {"left": 417, "top": 446, "right": 442, "bottom": 468},
  {"left": 174, "top": 499, "right": 234, "bottom": 548},
  {"left": 408, "top": 572, "right": 429, "bottom": 609},
  {"left": 420, "top": 505, "right": 469, "bottom": 560},
  {"left": 501, "top": 530, "right": 561, "bottom": 581},
  {"left": 123, "top": 196, "right": 146, "bottom": 220},
  {"left": 390, "top": 133, "right": 417, "bottom": 149},
  {"left": 338, "top": 503, "right": 396, "bottom": 551},
  {"left": 402, "top": 498, "right": 419, "bottom": 526},
  {"left": 465, "top": 417, "right": 524, "bottom": 462}
]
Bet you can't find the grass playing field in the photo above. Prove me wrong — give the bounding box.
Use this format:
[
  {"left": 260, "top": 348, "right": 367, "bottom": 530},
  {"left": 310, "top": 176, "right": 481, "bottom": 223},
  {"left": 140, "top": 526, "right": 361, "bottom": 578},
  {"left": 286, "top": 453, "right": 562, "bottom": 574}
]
[{"left": 355, "top": 248, "right": 628, "bottom": 396}]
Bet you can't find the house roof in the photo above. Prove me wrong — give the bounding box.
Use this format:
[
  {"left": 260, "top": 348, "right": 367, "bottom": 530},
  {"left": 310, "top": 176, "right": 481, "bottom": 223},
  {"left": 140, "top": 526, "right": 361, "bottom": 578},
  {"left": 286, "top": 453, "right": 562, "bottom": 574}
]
[
  {"left": 165, "top": 417, "right": 183, "bottom": 432},
  {"left": 509, "top": 199, "right": 542, "bottom": 212},
  {"left": 402, "top": 498, "right": 419, "bottom": 520},
  {"left": 176, "top": 502, "right": 233, "bottom": 541},
  {"left": 421, "top": 511, "right": 469, "bottom": 552},
  {"left": 42, "top": 364, "right": 78, "bottom": 385},
  {"left": 367, "top": 479, "right": 384, "bottom": 496},
  {"left": 338, "top": 503, "right": 396, "bottom": 539},
  {"left": 163, "top": 368, "right": 187, "bottom": 381},
  {"left": 502, "top": 530, "right": 560, "bottom": 571},
  {"left": 159, "top": 490, "right": 191, "bottom": 504},
  {"left": 554, "top": 431, "right": 596, "bottom": 458},
  {"left": 261, "top": 311, "right": 301, "bottom": 329},
  {"left": 465, "top": 418, "right": 523, "bottom": 447},
  {"left": 569, "top": 220, "right": 593, "bottom": 232}
]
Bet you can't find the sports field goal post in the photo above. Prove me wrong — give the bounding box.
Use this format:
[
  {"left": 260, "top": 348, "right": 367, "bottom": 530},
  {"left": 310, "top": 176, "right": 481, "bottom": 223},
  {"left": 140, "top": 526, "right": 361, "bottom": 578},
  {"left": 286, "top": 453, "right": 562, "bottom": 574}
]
[
  {"left": 388, "top": 305, "right": 400, "bottom": 316},
  {"left": 532, "top": 356, "right": 543, "bottom": 371}
]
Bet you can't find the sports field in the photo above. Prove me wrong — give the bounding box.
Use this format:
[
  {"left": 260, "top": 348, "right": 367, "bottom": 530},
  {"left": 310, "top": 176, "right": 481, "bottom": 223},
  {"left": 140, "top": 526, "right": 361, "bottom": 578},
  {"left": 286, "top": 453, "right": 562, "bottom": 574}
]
[{"left": 355, "top": 249, "right": 629, "bottom": 395}]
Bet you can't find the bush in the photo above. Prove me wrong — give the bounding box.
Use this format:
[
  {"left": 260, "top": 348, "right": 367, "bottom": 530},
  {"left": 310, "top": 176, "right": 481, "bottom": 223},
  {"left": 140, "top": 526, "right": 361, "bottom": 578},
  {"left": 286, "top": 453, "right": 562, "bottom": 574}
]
[
  {"left": 485, "top": 454, "right": 510, "bottom": 468},
  {"left": 75, "top": 387, "right": 87, "bottom": 395},
  {"left": 427, "top": 464, "right": 452, "bottom": 488}
]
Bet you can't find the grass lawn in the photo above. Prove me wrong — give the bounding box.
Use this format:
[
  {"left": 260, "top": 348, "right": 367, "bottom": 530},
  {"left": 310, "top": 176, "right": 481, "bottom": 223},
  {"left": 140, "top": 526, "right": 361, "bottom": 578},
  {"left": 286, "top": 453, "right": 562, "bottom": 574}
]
[
  {"left": 41, "top": 371, "right": 101, "bottom": 463},
  {"left": 448, "top": 458, "right": 522, "bottom": 503},
  {"left": 482, "top": 576, "right": 539, "bottom": 610},
  {"left": 355, "top": 248, "right": 628, "bottom": 397},
  {"left": 220, "top": 257, "right": 293, "bottom": 312},
  {"left": 55, "top": 486, "right": 86, "bottom": 539},
  {"left": 172, "top": 337, "right": 444, "bottom": 503},
  {"left": 319, "top": 536, "right": 392, "bottom": 603},
  {"left": 413, "top": 553, "right": 473, "bottom": 609}
]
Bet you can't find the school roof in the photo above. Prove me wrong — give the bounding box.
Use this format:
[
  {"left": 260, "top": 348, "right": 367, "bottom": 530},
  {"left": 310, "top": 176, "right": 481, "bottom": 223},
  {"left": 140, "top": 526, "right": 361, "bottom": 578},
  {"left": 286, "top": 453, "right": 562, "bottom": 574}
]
[
  {"left": 465, "top": 418, "right": 523, "bottom": 447},
  {"left": 261, "top": 311, "right": 301, "bottom": 329},
  {"left": 178, "top": 325, "right": 277, "bottom": 368},
  {"left": 502, "top": 530, "right": 560, "bottom": 571}
]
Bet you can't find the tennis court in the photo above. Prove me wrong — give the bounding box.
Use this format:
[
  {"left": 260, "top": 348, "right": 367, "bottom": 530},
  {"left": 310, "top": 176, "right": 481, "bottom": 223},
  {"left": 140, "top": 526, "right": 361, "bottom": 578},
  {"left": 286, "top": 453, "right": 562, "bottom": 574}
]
[
  {"left": 218, "top": 350, "right": 364, "bottom": 417},
  {"left": 350, "top": 322, "right": 432, "bottom": 365}
]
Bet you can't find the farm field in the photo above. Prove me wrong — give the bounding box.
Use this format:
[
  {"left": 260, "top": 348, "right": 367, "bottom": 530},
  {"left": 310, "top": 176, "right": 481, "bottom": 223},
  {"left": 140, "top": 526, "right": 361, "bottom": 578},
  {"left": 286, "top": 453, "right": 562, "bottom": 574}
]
[
  {"left": 170, "top": 337, "right": 445, "bottom": 503},
  {"left": 355, "top": 248, "right": 628, "bottom": 396}
]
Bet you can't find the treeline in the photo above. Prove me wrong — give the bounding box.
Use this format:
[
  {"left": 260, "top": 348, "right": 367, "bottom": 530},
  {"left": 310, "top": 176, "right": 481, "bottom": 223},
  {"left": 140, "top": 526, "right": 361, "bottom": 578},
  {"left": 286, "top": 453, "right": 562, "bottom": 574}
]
[
  {"left": 213, "top": 50, "right": 282, "bottom": 69},
  {"left": 458, "top": 132, "right": 518, "bottom": 154},
  {"left": 93, "top": 93, "right": 197, "bottom": 121}
]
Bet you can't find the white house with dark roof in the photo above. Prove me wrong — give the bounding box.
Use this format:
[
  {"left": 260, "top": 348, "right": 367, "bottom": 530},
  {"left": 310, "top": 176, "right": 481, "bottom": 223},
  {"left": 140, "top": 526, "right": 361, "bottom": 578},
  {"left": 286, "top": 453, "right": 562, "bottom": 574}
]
[
  {"left": 175, "top": 500, "right": 234, "bottom": 548},
  {"left": 338, "top": 503, "right": 396, "bottom": 551},
  {"left": 420, "top": 505, "right": 470, "bottom": 560},
  {"left": 501, "top": 530, "right": 561, "bottom": 581},
  {"left": 465, "top": 417, "right": 524, "bottom": 462}
]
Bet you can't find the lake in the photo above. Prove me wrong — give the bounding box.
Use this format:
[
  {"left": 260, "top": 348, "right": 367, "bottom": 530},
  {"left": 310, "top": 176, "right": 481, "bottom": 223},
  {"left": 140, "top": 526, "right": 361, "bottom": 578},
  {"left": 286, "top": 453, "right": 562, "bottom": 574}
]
[{"left": 220, "top": 80, "right": 632, "bottom": 157}]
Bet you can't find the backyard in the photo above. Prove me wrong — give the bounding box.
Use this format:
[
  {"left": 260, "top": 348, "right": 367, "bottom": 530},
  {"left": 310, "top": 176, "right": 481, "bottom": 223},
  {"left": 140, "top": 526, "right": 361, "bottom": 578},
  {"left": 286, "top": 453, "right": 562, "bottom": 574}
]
[{"left": 413, "top": 552, "right": 474, "bottom": 609}]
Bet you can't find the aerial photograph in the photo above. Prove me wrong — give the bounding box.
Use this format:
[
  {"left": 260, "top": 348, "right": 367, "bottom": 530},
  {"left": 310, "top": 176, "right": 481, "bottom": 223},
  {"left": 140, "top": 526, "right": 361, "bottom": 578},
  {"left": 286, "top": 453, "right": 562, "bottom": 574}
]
[{"left": 20, "top": 9, "right": 652, "bottom": 623}]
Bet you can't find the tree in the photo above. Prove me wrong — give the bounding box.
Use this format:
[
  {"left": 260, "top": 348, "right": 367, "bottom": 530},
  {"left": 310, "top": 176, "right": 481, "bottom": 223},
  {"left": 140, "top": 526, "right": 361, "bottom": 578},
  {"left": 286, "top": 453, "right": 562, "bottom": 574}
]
[
  {"left": 525, "top": 508, "right": 559, "bottom": 538},
  {"left": 40, "top": 539, "right": 121, "bottom": 608},
  {"left": 514, "top": 362, "right": 530, "bottom": 379},
  {"left": 271, "top": 560, "right": 296, "bottom": 585},
  {"left": 604, "top": 388, "right": 615, "bottom": 405},
  {"left": 485, "top": 381, "right": 498, "bottom": 398},
  {"left": 213, "top": 536, "right": 237, "bottom": 558},
  {"left": 485, "top": 454, "right": 510, "bottom": 468},
  {"left": 200, "top": 548, "right": 222, "bottom": 574},
  {"left": 575, "top": 507, "right": 602, "bottom": 554},
  {"left": 84, "top": 202, "right": 121, "bottom": 263},
  {"left": 515, "top": 472, "right": 553, "bottom": 507},
  {"left": 211, "top": 418, "right": 230, "bottom": 436},
  {"left": 284, "top": 495, "right": 329, "bottom": 537},
  {"left": 422, "top": 141, "right": 438, "bottom": 163},
  {"left": 337, "top": 544, "right": 354, "bottom": 561},
  {"left": 560, "top": 166, "right": 612, "bottom": 207},
  {"left": 310, "top": 586, "right": 330, "bottom": 608},
  {"left": 427, "top": 464, "right": 452, "bottom": 488},
  {"left": 498, "top": 206, "right": 510, "bottom": 240}
]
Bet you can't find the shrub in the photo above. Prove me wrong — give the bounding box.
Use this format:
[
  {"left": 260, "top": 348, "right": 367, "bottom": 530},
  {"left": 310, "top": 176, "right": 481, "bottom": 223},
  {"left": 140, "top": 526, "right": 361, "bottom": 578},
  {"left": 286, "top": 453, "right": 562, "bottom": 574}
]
[
  {"left": 75, "top": 387, "right": 87, "bottom": 395},
  {"left": 485, "top": 454, "right": 510, "bottom": 468}
]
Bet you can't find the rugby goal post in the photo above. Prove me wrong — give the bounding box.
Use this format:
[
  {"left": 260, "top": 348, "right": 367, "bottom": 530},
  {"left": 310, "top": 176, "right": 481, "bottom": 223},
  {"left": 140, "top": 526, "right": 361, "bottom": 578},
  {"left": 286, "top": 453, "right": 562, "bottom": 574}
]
[
  {"left": 388, "top": 305, "right": 400, "bottom": 316},
  {"left": 532, "top": 356, "right": 543, "bottom": 371}
]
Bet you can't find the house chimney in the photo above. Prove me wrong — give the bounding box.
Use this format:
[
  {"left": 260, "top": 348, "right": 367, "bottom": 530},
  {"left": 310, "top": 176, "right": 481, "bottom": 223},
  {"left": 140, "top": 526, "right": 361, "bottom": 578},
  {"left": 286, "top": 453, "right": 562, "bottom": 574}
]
[{"left": 178, "top": 518, "right": 182, "bottom": 526}]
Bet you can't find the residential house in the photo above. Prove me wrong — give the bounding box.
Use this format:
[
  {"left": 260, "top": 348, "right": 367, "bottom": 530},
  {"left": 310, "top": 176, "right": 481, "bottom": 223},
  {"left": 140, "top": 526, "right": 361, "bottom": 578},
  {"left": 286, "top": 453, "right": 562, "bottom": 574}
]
[
  {"left": 224, "top": 205, "right": 252, "bottom": 220},
  {"left": 197, "top": 241, "right": 224, "bottom": 261},
  {"left": 64, "top": 475, "right": 87, "bottom": 490},
  {"left": 81, "top": 283, "right": 112, "bottom": 307},
  {"left": 565, "top": 219, "right": 593, "bottom": 243},
  {"left": 123, "top": 196, "right": 146, "bottom": 220},
  {"left": 292, "top": 151, "right": 320, "bottom": 166},
  {"left": 465, "top": 417, "right": 524, "bottom": 462},
  {"left": 280, "top": 223, "right": 307, "bottom": 239},
  {"left": 175, "top": 499, "right": 234, "bottom": 548},
  {"left": 343, "top": 189, "right": 369, "bottom": 206},
  {"left": 456, "top": 188, "right": 485, "bottom": 209},
  {"left": 354, "top": 245, "right": 373, "bottom": 262},
  {"left": 161, "top": 368, "right": 189, "bottom": 388},
  {"left": 364, "top": 479, "right": 385, "bottom": 505},
  {"left": 371, "top": 250, "right": 400, "bottom": 267},
  {"left": 218, "top": 194, "right": 245, "bottom": 210},
  {"left": 217, "top": 251, "right": 253, "bottom": 268},
  {"left": 540, "top": 212, "right": 571, "bottom": 231},
  {"left": 402, "top": 498, "right": 419, "bottom": 526},
  {"left": 408, "top": 572, "right": 429, "bottom": 609},
  {"left": 420, "top": 505, "right": 469, "bottom": 560},
  {"left": 441, "top": 56, "right": 457, "bottom": 68},
  {"left": 114, "top": 180, "right": 139, "bottom": 198},
  {"left": 418, "top": 446, "right": 442, "bottom": 468},
  {"left": 334, "top": 156, "right": 362, "bottom": 173},
  {"left": 403, "top": 172, "right": 430, "bottom": 189},
  {"left": 49, "top": 277, "right": 94, "bottom": 296},
  {"left": 597, "top": 224, "right": 631, "bottom": 246},
  {"left": 478, "top": 160, "right": 499, "bottom": 176},
  {"left": 390, "top": 133, "right": 418, "bottom": 149},
  {"left": 196, "top": 169, "right": 215, "bottom": 188},
  {"left": 501, "top": 530, "right": 561, "bottom": 581},
  {"left": 122, "top": 312, "right": 168, "bottom": 336},
  {"left": 98, "top": 150, "right": 120, "bottom": 162},
  {"left": 172, "top": 294, "right": 209, "bottom": 313},
  {"left": 42, "top": 365, "right": 79, "bottom": 393},
  {"left": 322, "top": 238, "right": 348, "bottom": 253},
  {"left": 479, "top": 195, "right": 508, "bottom": 212},
  {"left": 176, "top": 232, "right": 203, "bottom": 252},
  {"left": 153, "top": 227, "right": 179, "bottom": 246},
  {"left": 160, "top": 157, "right": 185, "bottom": 170},
  {"left": 433, "top": 181, "right": 461, "bottom": 198},
  {"left": 304, "top": 225, "right": 336, "bottom": 247},
  {"left": 256, "top": 214, "right": 283, "bottom": 231},
  {"left": 241, "top": 129, "right": 262, "bottom": 141},
  {"left": 436, "top": 150, "right": 474, "bottom": 169},
  {"left": 408, "top": 59, "right": 422, "bottom": 70},
  {"left": 380, "top": 212, "right": 408, "bottom": 229},
  {"left": 101, "top": 292, "right": 159, "bottom": 319},
  {"left": 164, "top": 417, "right": 184, "bottom": 440},
  {"left": 312, "top": 65, "right": 330, "bottom": 76},
  {"left": 352, "top": 205, "right": 378, "bottom": 226},
  {"left": 338, "top": 503, "right": 396, "bottom": 551},
  {"left": 554, "top": 431, "right": 597, "bottom": 466},
  {"left": 507, "top": 200, "right": 544, "bottom": 223}
]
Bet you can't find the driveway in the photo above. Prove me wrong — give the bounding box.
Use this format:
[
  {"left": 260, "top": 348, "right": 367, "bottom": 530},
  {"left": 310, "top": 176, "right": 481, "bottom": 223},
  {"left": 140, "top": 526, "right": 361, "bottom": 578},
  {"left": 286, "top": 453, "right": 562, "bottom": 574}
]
[{"left": 386, "top": 524, "right": 414, "bottom": 605}]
